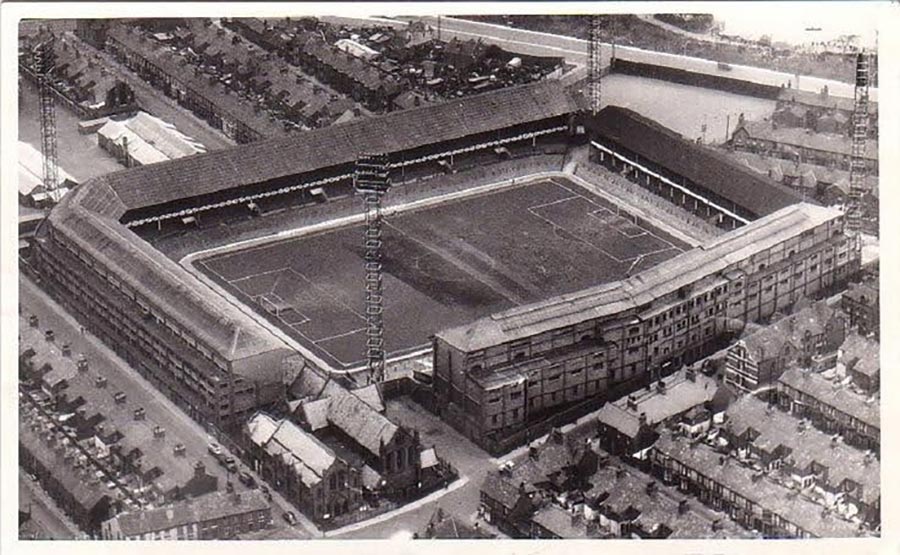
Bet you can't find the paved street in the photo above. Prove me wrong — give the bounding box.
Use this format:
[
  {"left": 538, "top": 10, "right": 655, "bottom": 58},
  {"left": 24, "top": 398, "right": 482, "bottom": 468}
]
[{"left": 18, "top": 275, "right": 311, "bottom": 540}]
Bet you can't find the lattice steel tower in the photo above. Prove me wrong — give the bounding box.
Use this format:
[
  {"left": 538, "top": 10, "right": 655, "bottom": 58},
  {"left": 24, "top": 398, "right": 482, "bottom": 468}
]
[
  {"left": 845, "top": 51, "right": 871, "bottom": 237},
  {"left": 588, "top": 15, "right": 603, "bottom": 115},
  {"left": 34, "top": 37, "right": 60, "bottom": 197},
  {"left": 354, "top": 154, "right": 392, "bottom": 384}
]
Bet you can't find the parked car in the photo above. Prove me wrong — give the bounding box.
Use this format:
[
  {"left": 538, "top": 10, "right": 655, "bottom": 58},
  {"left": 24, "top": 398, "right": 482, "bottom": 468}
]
[
  {"left": 208, "top": 443, "right": 222, "bottom": 458},
  {"left": 282, "top": 511, "right": 297, "bottom": 525},
  {"left": 223, "top": 456, "right": 238, "bottom": 473},
  {"left": 238, "top": 471, "right": 256, "bottom": 488}
]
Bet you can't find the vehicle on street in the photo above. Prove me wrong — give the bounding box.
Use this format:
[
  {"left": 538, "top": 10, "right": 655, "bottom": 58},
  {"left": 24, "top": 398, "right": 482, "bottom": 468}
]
[
  {"left": 208, "top": 442, "right": 222, "bottom": 457},
  {"left": 223, "top": 456, "right": 238, "bottom": 473},
  {"left": 282, "top": 511, "right": 297, "bottom": 525},
  {"left": 239, "top": 471, "right": 256, "bottom": 488}
]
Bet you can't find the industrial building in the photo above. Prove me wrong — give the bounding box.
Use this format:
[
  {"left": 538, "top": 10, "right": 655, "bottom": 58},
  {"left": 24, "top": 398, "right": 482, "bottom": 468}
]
[{"left": 433, "top": 202, "right": 859, "bottom": 453}]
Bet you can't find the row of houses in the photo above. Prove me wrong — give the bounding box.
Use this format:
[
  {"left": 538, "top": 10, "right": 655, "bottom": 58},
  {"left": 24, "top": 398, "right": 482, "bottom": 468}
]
[
  {"left": 729, "top": 116, "right": 878, "bottom": 176},
  {"left": 158, "top": 19, "right": 363, "bottom": 129},
  {"left": 774, "top": 86, "right": 878, "bottom": 138},
  {"left": 649, "top": 431, "right": 866, "bottom": 537},
  {"left": 103, "top": 23, "right": 290, "bottom": 143},
  {"left": 18, "top": 314, "right": 222, "bottom": 535},
  {"left": 100, "top": 490, "right": 271, "bottom": 540},
  {"left": 479, "top": 427, "right": 753, "bottom": 538},
  {"left": 722, "top": 396, "right": 879, "bottom": 526},
  {"left": 19, "top": 29, "right": 137, "bottom": 117}
]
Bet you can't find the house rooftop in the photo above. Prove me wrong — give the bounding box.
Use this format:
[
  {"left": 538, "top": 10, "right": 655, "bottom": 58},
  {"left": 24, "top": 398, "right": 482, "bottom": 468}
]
[
  {"left": 725, "top": 396, "right": 879, "bottom": 505},
  {"left": 778, "top": 368, "right": 879, "bottom": 428},
  {"left": 111, "top": 489, "right": 269, "bottom": 537},
  {"left": 654, "top": 432, "right": 863, "bottom": 537}
]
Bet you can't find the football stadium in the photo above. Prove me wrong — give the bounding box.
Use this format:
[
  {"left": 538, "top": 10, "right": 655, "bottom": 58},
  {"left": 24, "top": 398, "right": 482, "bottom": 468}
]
[{"left": 33, "top": 80, "right": 858, "bottom": 438}]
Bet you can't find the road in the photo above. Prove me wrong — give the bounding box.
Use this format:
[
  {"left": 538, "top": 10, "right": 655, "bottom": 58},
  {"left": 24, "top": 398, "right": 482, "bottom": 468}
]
[
  {"left": 18, "top": 469, "right": 80, "bottom": 540},
  {"left": 18, "top": 275, "right": 312, "bottom": 540}
]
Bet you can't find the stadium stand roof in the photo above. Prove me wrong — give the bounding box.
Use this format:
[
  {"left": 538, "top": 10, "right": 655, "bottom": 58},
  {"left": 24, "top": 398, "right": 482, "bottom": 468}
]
[
  {"left": 87, "top": 80, "right": 581, "bottom": 213},
  {"left": 589, "top": 105, "right": 804, "bottom": 217},
  {"left": 437, "top": 203, "right": 841, "bottom": 352}
]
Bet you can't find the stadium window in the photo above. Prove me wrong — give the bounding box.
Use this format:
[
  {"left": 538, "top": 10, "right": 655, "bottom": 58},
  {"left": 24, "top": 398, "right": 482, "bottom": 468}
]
[
  {"left": 510, "top": 391, "right": 522, "bottom": 400},
  {"left": 758, "top": 264, "right": 766, "bottom": 271},
  {"left": 629, "top": 326, "right": 640, "bottom": 335},
  {"left": 489, "top": 396, "right": 501, "bottom": 404}
]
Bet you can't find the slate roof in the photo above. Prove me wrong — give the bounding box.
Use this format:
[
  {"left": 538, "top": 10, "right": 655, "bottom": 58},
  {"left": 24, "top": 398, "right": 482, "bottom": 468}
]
[
  {"left": 725, "top": 396, "right": 879, "bottom": 504},
  {"left": 590, "top": 105, "right": 804, "bottom": 217},
  {"left": 437, "top": 203, "right": 840, "bottom": 352},
  {"left": 299, "top": 398, "right": 331, "bottom": 431},
  {"left": 840, "top": 334, "right": 879, "bottom": 378},
  {"left": 327, "top": 392, "right": 398, "bottom": 458},
  {"left": 738, "top": 120, "right": 878, "bottom": 160},
  {"left": 481, "top": 472, "right": 527, "bottom": 510},
  {"left": 112, "top": 490, "right": 269, "bottom": 537},
  {"left": 654, "top": 432, "right": 863, "bottom": 537},
  {"left": 778, "top": 368, "right": 880, "bottom": 428}
]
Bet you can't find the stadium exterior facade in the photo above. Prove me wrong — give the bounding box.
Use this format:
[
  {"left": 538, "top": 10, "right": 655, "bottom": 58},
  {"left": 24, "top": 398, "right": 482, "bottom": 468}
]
[{"left": 433, "top": 202, "right": 859, "bottom": 453}]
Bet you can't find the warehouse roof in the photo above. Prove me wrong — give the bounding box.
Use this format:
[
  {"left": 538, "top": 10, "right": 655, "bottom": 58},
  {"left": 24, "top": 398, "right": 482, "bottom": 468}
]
[
  {"left": 589, "top": 105, "right": 803, "bottom": 217},
  {"left": 438, "top": 203, "right": 841, "bottom": 352}
]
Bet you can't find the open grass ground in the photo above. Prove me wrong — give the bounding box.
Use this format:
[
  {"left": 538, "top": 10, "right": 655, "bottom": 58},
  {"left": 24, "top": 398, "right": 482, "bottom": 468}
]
[{"left": 197, "top": 176, "right": 687, "bottom": 369}]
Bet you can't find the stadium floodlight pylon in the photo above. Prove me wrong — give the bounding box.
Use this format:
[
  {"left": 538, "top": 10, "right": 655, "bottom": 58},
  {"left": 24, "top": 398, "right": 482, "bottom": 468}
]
[
  {"left": 845, "top": 50, "right": 871, "bottom": 238},
  {"left": 34, "top": 36, "right": 61, "bottom": 200},
  {"left": 354, "top": 153, "right": 392, "bottom": 385},
  {"left": 588, "top": 14, "right": 603, "bottom": 115}
]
